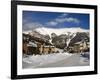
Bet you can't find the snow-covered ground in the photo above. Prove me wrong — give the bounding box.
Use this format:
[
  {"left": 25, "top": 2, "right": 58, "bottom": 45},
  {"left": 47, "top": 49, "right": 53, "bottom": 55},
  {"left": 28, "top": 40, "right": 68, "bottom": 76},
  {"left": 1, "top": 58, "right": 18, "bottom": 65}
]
[
  {"left": 22, "top": 53, "right": 72, "bottom": 68},
  {"left": 22, "top": 52, "right": 90, "bottom": 69}
]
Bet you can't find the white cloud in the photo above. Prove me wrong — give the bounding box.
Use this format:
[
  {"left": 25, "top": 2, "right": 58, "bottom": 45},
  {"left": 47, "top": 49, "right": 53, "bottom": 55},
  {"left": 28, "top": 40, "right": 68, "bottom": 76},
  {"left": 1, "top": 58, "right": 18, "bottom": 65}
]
[
  {"left": 58, "top": 13, "right": 68, "bottom": 18},
  {"left": 46, "top": 13, "right": 80, "bottom": 26},
  {"left": 46, "top": 21, "right": 58, "bottom": 26},
  {"left": 67, "top": 17, "right": 80, "bottom": 23},
  {"left": 23, "top": 21, "right": 44, "bottom": 31},
  {"left": 56, "top": 17, "right": 80, "bottom": 23}
]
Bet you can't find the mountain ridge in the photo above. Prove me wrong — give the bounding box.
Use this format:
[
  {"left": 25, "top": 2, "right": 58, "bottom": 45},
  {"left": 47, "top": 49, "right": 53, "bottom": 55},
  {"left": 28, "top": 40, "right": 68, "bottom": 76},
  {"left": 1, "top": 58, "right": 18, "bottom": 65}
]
[{"left": 23, "top": 27, "right": 89, "bottom": 36}]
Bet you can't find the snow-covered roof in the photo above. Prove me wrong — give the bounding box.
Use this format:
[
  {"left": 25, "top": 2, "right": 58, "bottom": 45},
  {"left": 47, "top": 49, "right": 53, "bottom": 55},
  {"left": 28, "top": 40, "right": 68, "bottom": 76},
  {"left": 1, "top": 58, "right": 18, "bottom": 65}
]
[
  {"left": 23, "top": 37, "right": 29, "bottom": 40},
  {"left": 44, "top": 45, "right": 55, "bottom": 48},
  {"left": 27, "top": 41, "right": 37, "bottom": 47},
  {"left": 75, "top": 41, "right": 82, "bottom": 44},
  {"left": 87, "top": 42, "right": 90, "bottom": 44}
]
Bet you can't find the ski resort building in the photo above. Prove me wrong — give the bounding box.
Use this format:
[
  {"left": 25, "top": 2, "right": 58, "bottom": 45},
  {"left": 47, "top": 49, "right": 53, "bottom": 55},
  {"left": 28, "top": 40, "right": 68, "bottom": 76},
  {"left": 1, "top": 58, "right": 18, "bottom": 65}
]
[
  {"left": 68, "top": 40, "right": 90, "bottom": 53},
  {"left": 23, "top": 34, "right": 56, "bottom": 55}
]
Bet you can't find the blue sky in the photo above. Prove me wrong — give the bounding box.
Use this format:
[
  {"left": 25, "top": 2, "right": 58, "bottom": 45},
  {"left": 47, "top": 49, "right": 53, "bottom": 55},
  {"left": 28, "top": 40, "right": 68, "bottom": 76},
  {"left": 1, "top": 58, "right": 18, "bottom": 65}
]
[{"left": 23, "top": 11, "right": 89, "bottom": 31}]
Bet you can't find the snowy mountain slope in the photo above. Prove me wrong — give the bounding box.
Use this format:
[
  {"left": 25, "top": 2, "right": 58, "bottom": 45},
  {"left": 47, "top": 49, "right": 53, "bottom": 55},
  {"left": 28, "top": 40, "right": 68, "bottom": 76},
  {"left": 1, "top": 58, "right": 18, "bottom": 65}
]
[
  {"left": 34, "top": 27, "right": 89, "bottom": 36},
  {"left": 23, "top": 30, "right": 31, "bottom": 34},
  {"left": 35, "top": 27, "right": 89, "bottom": 47},
  {"left": 66, "top": 33, "right": 76, "bottom": 47},
  {"left": 23, "top": 27, "right": 89, "bottom": 39}
]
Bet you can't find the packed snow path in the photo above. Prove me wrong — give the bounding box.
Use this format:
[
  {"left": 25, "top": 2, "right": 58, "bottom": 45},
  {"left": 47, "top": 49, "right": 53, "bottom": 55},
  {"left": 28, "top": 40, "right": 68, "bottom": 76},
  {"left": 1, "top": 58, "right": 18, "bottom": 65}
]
[
  {"left": 22, "top": 53, "right": 89, "bottom": 68},
  {"left": 35, "top": 54, "right": 89, "bottom": 68}
]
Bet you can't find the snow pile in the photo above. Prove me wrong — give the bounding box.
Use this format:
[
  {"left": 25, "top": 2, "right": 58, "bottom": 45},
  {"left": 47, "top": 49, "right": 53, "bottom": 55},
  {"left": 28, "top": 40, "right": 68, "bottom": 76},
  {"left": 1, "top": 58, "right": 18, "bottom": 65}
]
[
  {"left": 80, "top": 52, "right": 90, "bottom": 64},
  {"left": 22, "top": 53, "right": 72, "bottom": 68},
  {"left": 27, "top": 41, "right": 37, "bottom": 47}
]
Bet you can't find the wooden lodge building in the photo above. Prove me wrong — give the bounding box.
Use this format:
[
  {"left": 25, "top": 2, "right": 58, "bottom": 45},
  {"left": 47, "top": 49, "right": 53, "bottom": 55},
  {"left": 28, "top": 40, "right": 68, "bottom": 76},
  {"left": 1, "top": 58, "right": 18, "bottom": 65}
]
[
  {"left": 23, "top": 34, "right": 56, "bottom": 55},
  {"left": 67, "top": 40, "right": 90, "bottom": 53}
]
